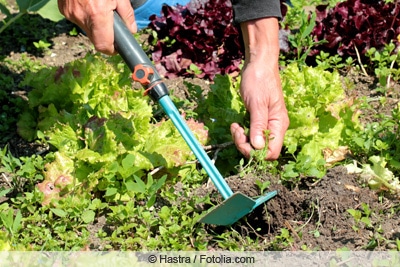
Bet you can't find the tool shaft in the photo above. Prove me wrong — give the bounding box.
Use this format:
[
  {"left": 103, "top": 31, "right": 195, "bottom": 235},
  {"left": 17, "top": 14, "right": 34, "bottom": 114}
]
[
  {"left": 159, "top": 96, "right": 233, "bottom": 199},
  {"left": 113, "top": 12, "right": 233, "bottom": 199}
]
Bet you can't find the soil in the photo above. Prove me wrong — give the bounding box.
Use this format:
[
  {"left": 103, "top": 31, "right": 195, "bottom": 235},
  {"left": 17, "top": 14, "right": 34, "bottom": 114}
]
[{"left": 1, "top": 11, "right": 400, "bottom": 251}]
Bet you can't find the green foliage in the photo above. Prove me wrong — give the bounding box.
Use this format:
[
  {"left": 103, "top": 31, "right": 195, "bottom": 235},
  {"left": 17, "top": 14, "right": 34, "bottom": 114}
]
[
  {"left": 17, "top": 53, "right": 210, "bottom": 205},
  {"left": 270, "top": 228, "right": 294, "bottom": 250},
  {"left": 196, "top": 74, "right": 246, "bottom": 142},
  {"left": 347, "top": 203, "right": 373, "bottom": 232},
  {"left": 281, "top": 64, "right": 361, "bottom": 180},
  {"left": 286, "top": 11, "right": 325, "bottom": 66},
  {"left": 0, "top": 0, "right": 63, "bottom": 34},
  {"left": 315, "top": 51, "right": 355, "bottom": 71},
  {"left": 0, "top": 146, "right": 46, "bottom": 191},
  {"left": 237, "top": 131, "right": 279, "bottom": 177},
  {"left": 194, "top": 74, "right": 247, "bottom": 172},
  {"left": 346, "top": 103, "right": 400, "bottom": 185},
  {"left": 104, "top": 187, "right": 208, "bottom": 250},
  {"left": 33, "top": 39, "right": 51, "bottom": 50},
  {"left": 365, "top": 42, "right": 400, "bottom": 89},
  {"left": 2, "top": 0, "right": 400, "bottom": 250},
  {"left": 0, "top": 208, "right": 22, "bottom": 237}
]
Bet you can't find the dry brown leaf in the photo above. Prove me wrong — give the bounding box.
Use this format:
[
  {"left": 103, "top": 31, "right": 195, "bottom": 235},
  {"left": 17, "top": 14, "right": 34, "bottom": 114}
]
[
  {"left": 323, "top": 146, "right": 350, "bottom": 166},
  {"left": 344, "top": 184, "right": 360, "bottom": 192}
]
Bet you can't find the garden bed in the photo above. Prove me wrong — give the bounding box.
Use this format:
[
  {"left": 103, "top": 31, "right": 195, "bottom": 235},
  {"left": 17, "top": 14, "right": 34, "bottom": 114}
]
[{"left": 1, "top": 1, "right": 400, "bottom": 251}]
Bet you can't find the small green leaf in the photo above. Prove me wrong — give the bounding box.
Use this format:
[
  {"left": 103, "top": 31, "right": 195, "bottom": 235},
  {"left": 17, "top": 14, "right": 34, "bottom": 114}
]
[
  {"left": 81, "top": 210, "right": 95, "bottom": 224},
  {"left": 125, "top": 180, "right": 145, "bottom": 193},
  {"left": 347, "top": 209, "right": 361, "bottom": 221},
  {"left": 105, "top": 187, "right": 118, "bottom": 197},
  {"left": 12, "top": 210, "right": 22, "bottom": 234},
  {"left": 361, "top": 217, "right": 372, "bottom": 228},
  {"left": 0, "top": 189, "right": 11, "bottom": 198},
  {"left": 313, "top": 230, "right": 320, "bottom": 238},
  {"left": 133, "top": 176, "right": 146, "bottom": 192},
  {"left": 159, "top": 206, "right": 171, "bottom": 221},
  {"left": 28, "top": 0, "right": 64, "bottom": 21},
  {"left": 50, "top": 208, "right": 67, "bottom": 218},
  {"left": 147, "top": 194, "right": 156, "bottom": 208},
  {"left": 0, "top": 210, "right": 13, "bottom": 230}
]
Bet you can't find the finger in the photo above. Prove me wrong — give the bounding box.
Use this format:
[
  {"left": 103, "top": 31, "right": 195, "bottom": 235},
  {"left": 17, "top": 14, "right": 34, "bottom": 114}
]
[
  {"left": 81, "top": 0, "right": 116, "bottom": 55},
  {"left": 230, "top": 123, "right": 252, "bottom": 158},
  {"left": 249, "top": 109, "right": 268, "bottom": 150},
  {"left": 89, "top": 9, "right": 115, "bottom": 54},
  {"left": 265, "top": 119, "right": 287, "bottom": 160},
  {"left": 115, "top": 0, "right": 137, "bottom": 33}
]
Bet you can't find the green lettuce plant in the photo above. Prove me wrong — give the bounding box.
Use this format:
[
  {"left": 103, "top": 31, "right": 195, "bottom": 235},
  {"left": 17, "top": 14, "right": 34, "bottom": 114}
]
[
  {"left": 17, "top": 53, "right": 209, "bottom": 204},
  {"left": 281, "top": 64, "right": 361, "bottom": 180}
]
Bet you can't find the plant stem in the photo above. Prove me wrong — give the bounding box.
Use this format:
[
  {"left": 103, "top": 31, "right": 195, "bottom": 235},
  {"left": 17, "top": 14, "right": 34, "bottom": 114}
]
[
  {"left": 0, "top": 11, "right": 26, "bottom": 34},
  {"left": 354, "top": 44, "right": 369, "bottom": 77},
  {"left": 387, "top": 55, "right": 397, "bottom": 89}
]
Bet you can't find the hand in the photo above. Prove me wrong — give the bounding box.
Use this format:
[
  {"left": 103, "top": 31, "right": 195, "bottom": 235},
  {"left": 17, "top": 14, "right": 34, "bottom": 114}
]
[
  {"left": 231, "top": 17, "right": 289, "bottom": 160},
  {"left": 58, "top": 0, "right": 137, "bottom": 54}
]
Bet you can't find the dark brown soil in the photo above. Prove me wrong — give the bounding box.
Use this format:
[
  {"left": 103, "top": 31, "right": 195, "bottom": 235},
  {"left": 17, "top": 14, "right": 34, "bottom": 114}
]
[
  {"left": 198, "top": 168, "right": 400, "bottom": 251},
  {"left": 1, "top": 10, "right": 400, "bottom": 252}
]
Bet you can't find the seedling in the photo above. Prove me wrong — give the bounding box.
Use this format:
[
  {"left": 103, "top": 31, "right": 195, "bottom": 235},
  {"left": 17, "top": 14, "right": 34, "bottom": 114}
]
[
  {"left": 255, "top": 180, "right": 271, "bottom": 195},
  {"left": 0, "top": 209, "right": 22, "bottom": 238},
  {"left": 366, "top": 42, "right": 400, "bottom": 89},
  {"left": 33, "top": 40, "right": 51, "bottom": 50},
  {"left": 347, "top": 203, "right": 373, "bottom": 232}
]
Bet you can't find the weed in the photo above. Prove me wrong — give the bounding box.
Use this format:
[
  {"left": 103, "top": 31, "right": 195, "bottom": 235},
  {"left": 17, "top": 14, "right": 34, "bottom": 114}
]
[
  {"left": 0, "top": 208, "right": 22, "bottom": 240},
  {"left": 238, "top": 130, "right": 279, "bottom": 177},
  {"left": 347, "top": 203, "right": 373, "bottom": 232},
  {"left": 270, "top": 228, "right": 294, "bottom": 250},
  {"left": 315, "top": 51, "right": 355, "bottom": 71},
  {"left": 366, "top": 42, "right": 400, "bottom": 89},
  {"left": 255, "top": 179, "right": 271, "bottom": 195},
  {"left": 33, "top": 39, "right": 51, "bottom": 51},
  {"left": 285, "top": 10, "right": 326, "bottom": 66},
  {"left": 68, "top": 27, "right": 79, "bottom": 36}
]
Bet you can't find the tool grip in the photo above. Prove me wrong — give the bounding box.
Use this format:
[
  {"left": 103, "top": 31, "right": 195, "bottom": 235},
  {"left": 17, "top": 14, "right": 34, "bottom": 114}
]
[{"left": 113, "top": 12, "right": 168, "bottom": 101}]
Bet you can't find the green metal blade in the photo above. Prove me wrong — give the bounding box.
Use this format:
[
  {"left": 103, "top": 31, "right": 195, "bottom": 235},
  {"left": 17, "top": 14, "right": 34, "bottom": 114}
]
[
  {"left": 199, "top": 193, "right": 256, "bottom": 226},
  {"left": 199, "top": 190, "right": 278, "bottom": 226}
]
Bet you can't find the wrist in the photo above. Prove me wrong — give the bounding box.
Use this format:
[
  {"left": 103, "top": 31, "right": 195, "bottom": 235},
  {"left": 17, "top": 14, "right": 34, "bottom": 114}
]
[{"left": 240, "top": 17, "right": 280, "bottom": 64}]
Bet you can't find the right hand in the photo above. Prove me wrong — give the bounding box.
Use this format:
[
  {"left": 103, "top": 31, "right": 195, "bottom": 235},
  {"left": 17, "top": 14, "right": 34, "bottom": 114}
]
[{"left": 58, "top": 0, "right": 137, "bottom": 55}]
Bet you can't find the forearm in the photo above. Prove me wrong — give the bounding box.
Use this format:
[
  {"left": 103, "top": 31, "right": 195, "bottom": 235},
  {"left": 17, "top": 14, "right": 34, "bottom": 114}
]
[{"left": 240, "top": 17, "right": 280, "bottom": 66}]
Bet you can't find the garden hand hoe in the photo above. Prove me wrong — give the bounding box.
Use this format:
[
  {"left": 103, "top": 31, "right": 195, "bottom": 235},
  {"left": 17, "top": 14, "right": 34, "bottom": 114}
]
[{"left": 113, "top": 12, "right": 277, "bottom": 226}]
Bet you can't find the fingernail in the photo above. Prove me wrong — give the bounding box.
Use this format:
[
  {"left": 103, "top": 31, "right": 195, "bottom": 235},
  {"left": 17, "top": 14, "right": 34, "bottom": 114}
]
[{"left": 253, "top": 135, "right": 265, "bottom": 149}]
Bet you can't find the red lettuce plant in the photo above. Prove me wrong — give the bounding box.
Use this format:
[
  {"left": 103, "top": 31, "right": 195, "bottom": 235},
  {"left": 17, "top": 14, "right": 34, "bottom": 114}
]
[
  {"left": 148, "top": 0, "right": 242, "bottom": 80},
  {"left": 311, "top": 0, "right": 400, "bottom": 64}
]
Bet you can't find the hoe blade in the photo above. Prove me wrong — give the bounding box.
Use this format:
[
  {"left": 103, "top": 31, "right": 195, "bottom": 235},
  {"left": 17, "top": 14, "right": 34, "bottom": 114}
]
[
  {"left": 199, "top": 193, "right": 256, "bottom": 226},
  {"left": 199, "top": 191, "right": 278, "bottom": 226}
]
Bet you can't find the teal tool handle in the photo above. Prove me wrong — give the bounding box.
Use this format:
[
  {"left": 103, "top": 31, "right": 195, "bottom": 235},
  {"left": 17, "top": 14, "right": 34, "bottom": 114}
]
[
  {"left": 158, "top": 96, "right": 233, "bottom": 199},
  {"left": 113, "top": 12, "right": 234, "bottom": 199}
]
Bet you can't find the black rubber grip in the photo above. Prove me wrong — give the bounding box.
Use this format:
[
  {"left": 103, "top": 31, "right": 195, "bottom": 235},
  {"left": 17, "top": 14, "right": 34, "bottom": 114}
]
[
  {"left": 130, "top": 0, "right": 147, "bottom": 9},
  {"left": 113, "top": 12, "right": 168, "bottom": 101}
]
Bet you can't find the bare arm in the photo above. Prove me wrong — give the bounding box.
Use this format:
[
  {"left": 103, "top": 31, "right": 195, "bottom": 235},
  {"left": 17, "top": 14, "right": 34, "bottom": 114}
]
[{"left": 231, "top": 17, "right": 289, "bottom": 160}]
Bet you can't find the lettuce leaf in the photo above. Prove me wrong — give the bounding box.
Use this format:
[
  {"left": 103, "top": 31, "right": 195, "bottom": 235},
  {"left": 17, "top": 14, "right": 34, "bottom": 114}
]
[
  {"left": 19, "top": 53, "right": 209, "bottom": 200},
  {"left": 282, "top": 64, "right": 360, "bottom": 178}
]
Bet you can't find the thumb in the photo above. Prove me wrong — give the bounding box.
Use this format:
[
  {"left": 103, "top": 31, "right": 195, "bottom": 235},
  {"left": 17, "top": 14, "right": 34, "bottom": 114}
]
[
  {"left": 116, "top": 1, "right": 137, "bottom": 33},
  {"left": 249, "top": 111, "right": 268, "bottom": 150}
]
